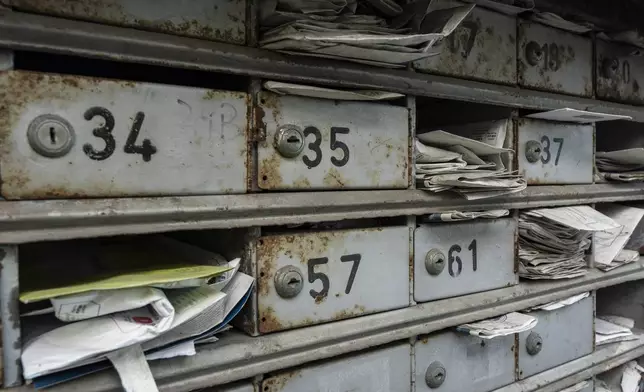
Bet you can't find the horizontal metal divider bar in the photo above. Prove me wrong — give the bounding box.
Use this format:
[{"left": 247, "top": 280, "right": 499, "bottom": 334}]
[
  {"left": 34, "top": 261, "right": 644, "bottom": 392},
  {"left": 2, "top": 184, "right": 644, "bottom": 244},
  {"left": 0, "top": 11, "right": 643, "bottom": 121},
  {"left": 494, "top": 335, "right": 644, "bottom": 392}
]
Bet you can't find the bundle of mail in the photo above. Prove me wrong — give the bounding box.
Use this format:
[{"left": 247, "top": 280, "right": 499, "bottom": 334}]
[
  {"left": 595, "top": 315, "right": 639, "bottom": 346},
  {"left": 594, "top": 204, "right": 644, "bottom": 271},
  {"left": 415, "top": 122, "right": 526, "bottom": 200},
  {"left": 18, "top": 236, "right": 254, "bottom": 390},
  {"left": 259, "top": 0, "right": 475, "bottom": 67},
  {"left": 519, "top": 206, "right": 622, "bottom": 280},
  {"left": 597, "top": 148, "right": 644, "bottom": 183},
  {"left": 455, "top": 312, "right": 537, "bottom": 339}
]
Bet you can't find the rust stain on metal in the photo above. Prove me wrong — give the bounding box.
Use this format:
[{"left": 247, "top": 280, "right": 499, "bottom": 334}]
[
  {"left": 262, "top": 370, "right": 302, "bottom": 392},
  {"left": 258, "top": 151, "right": 284, "bottom": 189},
  {"left": 596, "top": 42, "right": 644, "bottom": 104},
  {"left": 293, "top": 177, "right": 312, "bottom": 188},
  {"left": 323, "top": 167, "right": 350, "bottom": 188},
  {"left": 258, "top": 306, "right": 285, "bottom": 334}
]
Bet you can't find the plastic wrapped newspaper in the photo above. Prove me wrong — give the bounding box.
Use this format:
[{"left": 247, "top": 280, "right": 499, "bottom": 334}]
[{"left": 455, "top": 312, "right": 537, "bottom": 339}]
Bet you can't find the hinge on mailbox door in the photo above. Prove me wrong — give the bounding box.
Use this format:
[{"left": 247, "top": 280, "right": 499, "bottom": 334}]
[{"left": 250, "top": 105, "right": 267, "bottom": 143}]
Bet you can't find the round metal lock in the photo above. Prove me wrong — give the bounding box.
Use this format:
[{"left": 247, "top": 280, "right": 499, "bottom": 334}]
[
  {"left": 526, "top": 332, "right": 543, "bottom": 356},
  {"left": 524, "top": 140, "right": 542, "bottom": 163},
  {"left": 425, "top": 361, "right": 446, "bottom": 389},
  {"left": 274, "top": 266, "right": 304, "bottom": 299},
  {"left": 27, "top": 114, "right": 76, "bottom": 158},
  {"left": 274, "top": 125, "right": 305, "bottom": 158},
  {"left": 525, "top": 41, "right": 544, "bottom": 66},
  {"left": 425, "top": 249, "right": 446, "bottom": 276}
]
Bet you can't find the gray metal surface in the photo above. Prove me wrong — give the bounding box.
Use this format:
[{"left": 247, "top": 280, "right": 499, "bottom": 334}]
[
  {"left": 3, "top": 0, "right": 246, "bottom": 44},
  {"left": 414, "top": 218, "right": 518, "bottom": 302},
  {"left": 414, "top": 4, "right": 516, "bottom": 85},
  {"left": 1, "top": 11, "right": 644, "bottom": 122},
  {"left": 262, "top": 344, "right": 411, "bottom": 392},
  {"left": 0, "top": 245, "right": 20, "bottom": 387},
  {"left": 516, "top": 119, "right": 594, "bottom": 185},
  {"left": 255, "top": 227, "right": 410, "bottom": 333},
  {"left": 35, "top": 261, "right": 644, "bottom": 392},
  {"left": 0, "top": 70, "right": 248, "bottom": 199},
  {"left": 257, "top": 93, "right": 409, "bottom": 190},
  {"left": 517, "top": 294, "right": 595, "bottom": 379},
  {"left": 518, "top": 22, "right": 592, "bottom": 97},
  {"left": 3, "top": 184, "right": 644, "bottom": 244},
  {"left": 202, "top": 382, "right": 256, "bottom": 392},
  {"left": 415, "top": 331, "right": 515, "bottom": 392},
  {"left": 596, "top": 39, "right": 644, "bottom": 105}
]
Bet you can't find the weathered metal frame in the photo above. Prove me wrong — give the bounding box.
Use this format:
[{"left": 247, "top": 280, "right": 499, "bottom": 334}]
[
  {"left": 1, "top": 11, "right": 644, "bottom": 121},
  {"left": 30, "top": 261, "right": 644, "bottom": 391},
  {"left": 2, "top": 184, "right": 644, "bottom": 244},
  {"left": 0, "top": 245, "right": 21, "bottom": 388}
]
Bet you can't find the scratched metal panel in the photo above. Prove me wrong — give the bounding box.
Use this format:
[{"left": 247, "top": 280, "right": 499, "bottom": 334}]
[
  {"left": 0, "top": 70, "right": 248, "bottom": 199},
  {"left": 414, "top": 4, "right": 516, "bottom": 85},
  {"left": 518, "top": 21, "right": 592, "bottom": 97},
  {"left": 415, "top": 331, "right": 515, "bottom": 392},
  {"left": 256, "top": 226, "right": 410, "bottom": 333},
  {"left": 4, "top": 0, "right": 246, "bottom": 44},
  {"left": 517, "top": 118, "right": 593, "bottom": 185},
  {"left": 257, "top": 92, "right": 409, "bottom": 190},
  {"left": 596, "top": 39, "right": 644, "bottom": 105},
  {"left": 414, "top": 218, "right": 518, "bottom": 303},
  {"left": 262, "top": 344, "right": 411, "bottom": 392},
  {"left": 517, "top": 293, "right": 595, "bottom": 379}
]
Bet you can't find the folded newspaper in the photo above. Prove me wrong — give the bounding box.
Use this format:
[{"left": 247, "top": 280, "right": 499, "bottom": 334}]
[
  {"left": 558, "top": 380, "right": 594, "bottom": 392},
  {"left": 259, "top": 0, "right": 474, "bottom": 67},
  {"left": 595, "top": 316, "right": 638, "bottom": 346},
  {"left": 456, "top": 312, "right": 537, "bottom": 339},
  {"left": 530, "top": 292, "right": 589, "bottom": 311},
  {"left": 597, "top": 148, "right": 644, "bottom": 183},
  {"left": 415, "top": 122, "right": 526, "bottom": 199},
  {"left": 263, "top": 81, "right": 404, "bottom": 101},
  {"left": 420, "top": 209, "right": 509, "bottom": 222},
  {"left": 519, "top": 206, "right": 621, "bottom": 280},
  {"left": 594, "top": 205, "right": 644, "bottom": 270}
]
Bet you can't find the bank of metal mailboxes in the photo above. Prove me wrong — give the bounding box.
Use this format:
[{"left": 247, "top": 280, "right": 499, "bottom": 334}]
[
  {"left": 517, "top": 292, "right": 595, "bottom": 379},
  {"left": 596, "top": 39, "right": 644, "bottom": 105},
  {"left": 414, "top": 218, "right": 518, "bottom": 302},
  {"left": 3, "top": 0, "right": 247, "bottom": 44},
  {"left": 262, "top": 344, "right": 411, "bottom": 392},
  {"left": 414, "top": 3, "right": 516, "bottom": 85},
  {"left": 516, "top": 118, "right": 594, "bottom": 184},
  {"left": 518, "top": 20, "right": 593, "bottom": 97},
  {"left": 256, "top": 92, "right": 410, "bottom": 191}
]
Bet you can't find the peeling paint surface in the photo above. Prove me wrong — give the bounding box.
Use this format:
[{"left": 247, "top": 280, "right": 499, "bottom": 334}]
[
  {"left": 517, "top": 118, "right": 593, "bottom": 185},
  {"left": 257, "top": 227, "right": 410, "bottom": 333},
  {"left": 518, "top": 21, "right": 592, "bottom": 97},
  {"left": 256, "top": 92, "right": 409, "bottom": 191},
  {"left": 415, "top": 5, "right": 517, "bottom": 85},
  {"left": 414, "top": 218, "right": 517, "bottom": 303},
  {"left": 5, "top": 0, "right": 246, "bottom": 44},
  {"left": 0, "top": 70, "right": 248, "bottom": 199},
  {"left": 596, "top": 39, "right": 644, "bottom": 105},
  {"left": 262, "top": 344, "right": 411, "bottom": 392}
]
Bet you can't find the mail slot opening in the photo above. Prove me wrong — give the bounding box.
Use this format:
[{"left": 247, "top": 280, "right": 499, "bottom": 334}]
[{"left": 596, "top": 121, "right": 644, "bottom": 183}]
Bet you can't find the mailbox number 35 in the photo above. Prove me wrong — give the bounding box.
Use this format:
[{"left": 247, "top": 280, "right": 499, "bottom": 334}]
[{"left": 303, "top": 127, "right": 351, "bottom": 169}]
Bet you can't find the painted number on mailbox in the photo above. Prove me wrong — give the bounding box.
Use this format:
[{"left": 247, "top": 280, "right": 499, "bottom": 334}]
[
  {"left": 596, "top": 40, "right": 644, "bottom": 105},
  {"left": 257, "top": 92, "right": 409, "bottom": 190},
  {"left": 257, "top": 227, "right": 410, "bottom": 333},
  {"left": 0, "top": 71, "right": 248, "bottom": 200},
  {"left": 414, "top": 219, "right": 517, "bottom": 302}
]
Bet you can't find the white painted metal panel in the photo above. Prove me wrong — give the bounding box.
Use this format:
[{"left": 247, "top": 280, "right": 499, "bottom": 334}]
[
  {"left": 256, "top": 227, "right": 410, "bottom": 333},
  {"left": 0, "top": 70, "right": 248, "bottom": 199},
  {"left": 257, "top": 92, "right": 409, "bottom": 190},
  {"left": 262, "top": 344, "right": 411, "bottom": 392},
  {"left": 414, "top": 218, "right": 518, "bottom": 302}
]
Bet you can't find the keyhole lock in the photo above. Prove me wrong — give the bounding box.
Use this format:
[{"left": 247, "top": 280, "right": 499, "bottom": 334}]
[
  {"left": 27, "top": 114, "right": 76, "bottom": 158},
  {"left": 525, "top": 140, "right": 542, "bottom": 163},
  {"left": 425, "top": 249, "right": 446, "bottom": 276},
  {"left": 525, "top": 41, "right": 544, "bottom": 66},
  {"left": 425, "top": 361, "right": 447, "bottom": 388},
  {"left": 274, "top": 125, "right": 305, "bottom": 158},
  {"left": 526, "top": 332, "right": 543, "bottom": 356},
  {"left": 274, "top": 266, "right": 304, "bottom": 299},
  {"left": 601, "top": 57, "right": 620, "bottom": 79}
]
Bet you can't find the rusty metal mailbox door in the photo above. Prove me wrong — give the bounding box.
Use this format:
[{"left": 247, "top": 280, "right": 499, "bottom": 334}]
[
  {"left": 414, "top": 3, "right": 517, "bottom": 85},
  {"left": 518, "top": 21, "right": 592, "bottom": 97},
  {"left": 4, "top": 0, "right": 246, "bottom": 44},
  {"left": 415, "top": 331, "right": 515, "bottom": 392},
  {"left": 516, "top": 118, "right": 594, "bottom": 185},
  {"left": 596, "top": 39, "right": 644, "bottom": 105},
  {"left": 253, "top": 226, "right": 410, "bottom": 334},
  {"left": 0, "top": 71, "right": 249, "bottom": 200},
  {"left": 414, "top": 218, "right": 518, "bottom": 303},
  {"left": 262, "top": 344, "right": 411, "bottom": 392},
  {"left": 517, "top": 293, "right": 595, "bottom": 379},
  {"left": 257, "top": 92, "right": 410, "bottom": 191}
]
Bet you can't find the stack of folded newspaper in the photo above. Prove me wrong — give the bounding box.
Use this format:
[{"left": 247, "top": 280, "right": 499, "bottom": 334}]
[
  {"left": 259, "top": 0, "right": 474, "bottom": 67},
  {"left": 596, "top": 148, "right": 644, "bottom": 182}
]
